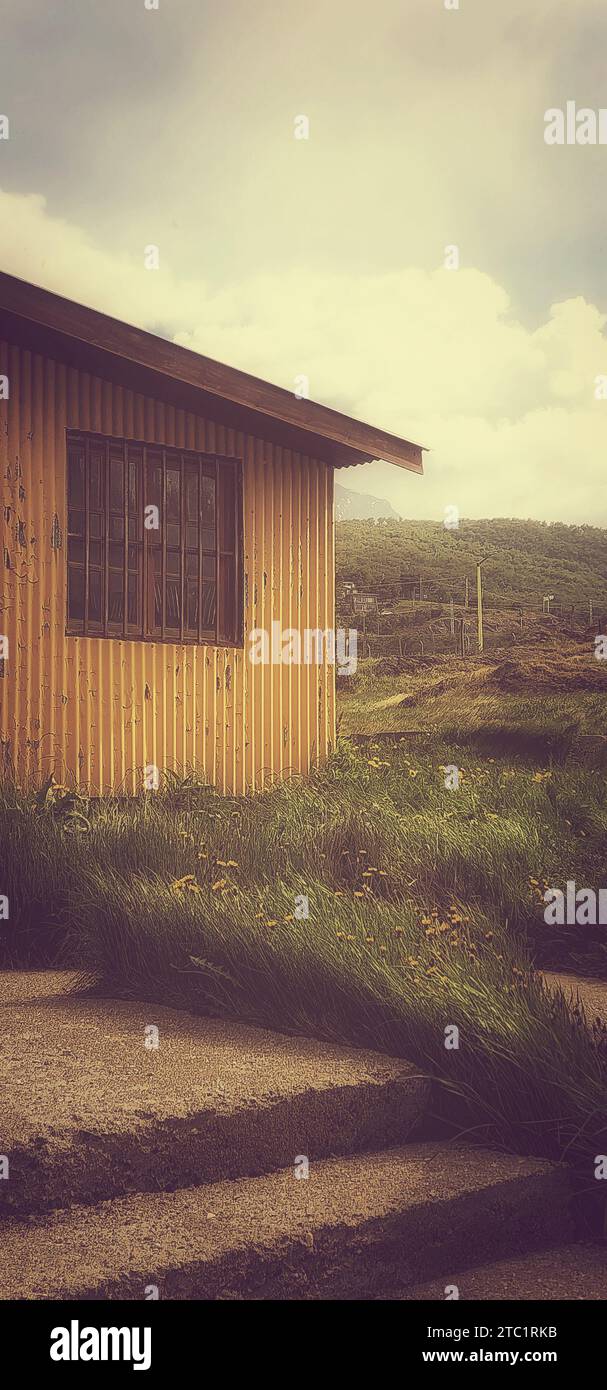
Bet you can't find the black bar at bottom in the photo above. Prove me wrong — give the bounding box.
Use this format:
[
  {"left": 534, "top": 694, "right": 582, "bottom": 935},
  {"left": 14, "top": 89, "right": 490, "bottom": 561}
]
[{"left": 0, "top": 1296, "right": 602, "bottom": 1375}]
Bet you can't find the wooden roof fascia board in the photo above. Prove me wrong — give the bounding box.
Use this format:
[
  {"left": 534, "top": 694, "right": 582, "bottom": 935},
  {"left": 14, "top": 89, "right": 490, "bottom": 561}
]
[
  {"left": 0, "top": 308, "right": 358, "bottom": 468},
  {"left": 0, "top": 272, "right": 425, "bottom": 474}
]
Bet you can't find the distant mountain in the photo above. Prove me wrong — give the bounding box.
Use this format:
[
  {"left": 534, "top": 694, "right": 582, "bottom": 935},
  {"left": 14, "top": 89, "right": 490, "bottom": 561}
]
[
  {"left": 335, "top": 483, "right": 400, "bottom": 522},
  {"left": 336, "top": 517, "right": 607, "bottom": 609}
]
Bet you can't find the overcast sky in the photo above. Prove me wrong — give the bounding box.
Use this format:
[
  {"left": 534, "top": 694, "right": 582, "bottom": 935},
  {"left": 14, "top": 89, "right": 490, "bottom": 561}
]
[{"left": 1, "top": 0, "right": 606, "bottom": 523}]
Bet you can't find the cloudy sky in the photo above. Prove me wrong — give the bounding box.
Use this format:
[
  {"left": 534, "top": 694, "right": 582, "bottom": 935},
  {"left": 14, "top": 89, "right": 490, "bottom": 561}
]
[{"left": 1, "top": 0, "right": 606, "bottom": 523}]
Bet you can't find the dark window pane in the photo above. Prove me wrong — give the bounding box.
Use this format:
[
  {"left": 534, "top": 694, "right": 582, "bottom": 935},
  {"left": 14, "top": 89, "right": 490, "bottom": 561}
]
[
  {"left": 110, "top": 515, "right": 124, "bottom": 541},
  {"left": 145, "top": 461, "right": 162, "bottom": 526},
  {"left": 128, "top": 460, "right": 138, "bottom": 513},
  {"left": 109, "top": 541, "right": 123, "bottom": 568},
  {"left": 68, "top": 538, "right": 84, "bottom": 564},
  {"left": 154, "top": 574, "right": 163, "bottom": 629},
  {"left": 165, "top": 579, "right": 181, "bottom": 629},
  {"left": 219, "top": 553, "right": 236, "bottom": 642},
  {"left": 89, "top": 541, "right": 102, "bottom": 567},
  {"left": 201, "top": 556, "right": 216, "bottom": 631},
  {"left": 109, "top": 456, "right": 124, "bottom": 510},
  {"left": 218, "top": 465, "right": 236, "bottom": 552},
  {"left": 166, "top": 468, "right": 180, "bottom": 522},
  {"left": 146, "top": 546, "right": 162, "bottom": 634},
  {"left": 69, "top": 510, "right": 84, "bottom": 537},
  {"left": 185, "top": 551, "right": 198, "bottom": 577},
  {"left": 129, "top": 514, "right": 140, "bottom": 540},
  {"left": 186, "top": 579, "right": 198, "bottom": 632},
  {"left": 128, "top": 572, "right": 140, "bottom": 627},
  {"left": 68, "top": 566, "right": 84, "bottom": 622},
  {"left": 201, "top": 583, "right": 215, "bottom": 633},
  {"left": 128, "top": 544, "right": 139, "bottom": 571},
  {"left": 89, "top": 513, "right": 103, "bottom": 539},
  {"left": 89, "top": 452, "right": 103, "bottom": 509},
  {"left": 88, "top": 569, "right": 102, "bottom": 623},
  {"left": 185, "top": 465, "right": 198, "bottom": 521},
  {"left": 108, "top": 570, "right": 123, "bottom": 624},
  {"left": 166, "top": 549, "right": 180, "bottom": 576},
  {"left": 68, "top": 451, "right": 85, "bottom": 509},
  {"left": 185, "top": 521, "right": 198, "bottom": 550},
  {"left": 201, "top": 583, "right": 216, "bottom": 631},
  {"left": 166, "top": 522, "right": 180, "bottom": 549},
  {"left": 201, "top": 473, "right": 215, "bottom": 532}
]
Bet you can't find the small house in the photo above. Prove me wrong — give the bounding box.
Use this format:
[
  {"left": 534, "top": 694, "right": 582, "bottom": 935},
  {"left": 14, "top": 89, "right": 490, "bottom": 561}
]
[{"left": 0, "top": 274, "right": 423, "bottom": 794}]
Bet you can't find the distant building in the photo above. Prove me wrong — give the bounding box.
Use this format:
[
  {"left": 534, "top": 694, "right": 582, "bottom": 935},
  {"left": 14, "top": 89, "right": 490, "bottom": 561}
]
[{"left": 353, "top": 593, "right": 379, "bottom": 616}]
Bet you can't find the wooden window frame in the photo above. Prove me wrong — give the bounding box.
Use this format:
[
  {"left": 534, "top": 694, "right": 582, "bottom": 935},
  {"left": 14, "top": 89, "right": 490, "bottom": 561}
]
[{"left": 66, "top": 430, "right": 244, "bottom": 648}]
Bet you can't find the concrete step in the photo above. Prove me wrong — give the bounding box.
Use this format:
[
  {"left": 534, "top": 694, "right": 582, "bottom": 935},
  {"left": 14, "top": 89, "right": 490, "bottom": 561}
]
[
  {"left": 400, "top": 1243, "right": 607, "bottom": 1300},
  {"left": 0, "top": 1143, "right": 573, "bottom": 1301},
  {"left": 0, "top": 987, "right": 428, "bottom": 1215}
]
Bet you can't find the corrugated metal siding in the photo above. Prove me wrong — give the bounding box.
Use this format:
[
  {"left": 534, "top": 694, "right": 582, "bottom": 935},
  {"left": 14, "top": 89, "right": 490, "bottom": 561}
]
[{"left": 0, "top": 339, "right": 336, "bottom": 795}]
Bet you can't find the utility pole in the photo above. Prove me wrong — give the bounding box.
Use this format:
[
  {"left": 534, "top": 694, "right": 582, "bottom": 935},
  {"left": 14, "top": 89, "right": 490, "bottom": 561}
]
[
  {"left": 465, "top": 577, "right": 469, "bottom": 608},
  {"left": 476, "top": 559, "right": 486, "bottom": 652},
  {"left": 590, "top": 599, "right": 593, "bottom": 624},
  {"left": 449, "top": 595, "right": 455, "bottom": 637}
]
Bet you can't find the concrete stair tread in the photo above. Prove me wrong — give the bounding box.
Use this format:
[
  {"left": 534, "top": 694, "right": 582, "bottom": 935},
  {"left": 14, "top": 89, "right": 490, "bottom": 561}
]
[
  {"left": 401, "top": 1243, "right": 607, "bottom": 1300},
  {"left": 0, "top": 1142, "right": 572, "bottom": 1300},
  {"left": 0, "top": 982, "right": 428, "bottom": 1212}
]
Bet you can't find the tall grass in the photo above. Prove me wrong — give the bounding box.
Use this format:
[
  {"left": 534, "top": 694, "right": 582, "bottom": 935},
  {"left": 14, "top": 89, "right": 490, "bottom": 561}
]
[{"left": 1, "top": 735, "right": 606, "bottom": 1190}]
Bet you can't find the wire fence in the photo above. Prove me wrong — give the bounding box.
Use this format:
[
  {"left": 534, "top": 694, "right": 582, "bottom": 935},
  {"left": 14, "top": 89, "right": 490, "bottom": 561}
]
[{"left": 334, "top": 591, "right": 607, "bottom": 660}]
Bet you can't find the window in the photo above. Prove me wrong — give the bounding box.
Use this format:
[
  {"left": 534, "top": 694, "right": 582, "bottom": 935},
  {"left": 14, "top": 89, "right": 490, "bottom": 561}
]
[{"left": 66, "top": 432, "right": 243, "bottom": 645}]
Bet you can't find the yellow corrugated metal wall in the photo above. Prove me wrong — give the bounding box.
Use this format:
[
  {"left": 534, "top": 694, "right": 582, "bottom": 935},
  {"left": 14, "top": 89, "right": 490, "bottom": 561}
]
[{"left": 0, "top": 338, "right": 335, "bottom": 795}]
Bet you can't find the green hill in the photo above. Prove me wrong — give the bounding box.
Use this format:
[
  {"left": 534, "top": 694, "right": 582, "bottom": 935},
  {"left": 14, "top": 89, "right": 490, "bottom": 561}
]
[{"left": 335, "top": 517, "right": 607, "bottom": 611}]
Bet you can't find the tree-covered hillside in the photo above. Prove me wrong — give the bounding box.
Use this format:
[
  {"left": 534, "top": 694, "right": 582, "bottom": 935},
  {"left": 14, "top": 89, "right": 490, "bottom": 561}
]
[{"left": 335, "top": 518, "right": 607, "bottom": 610}]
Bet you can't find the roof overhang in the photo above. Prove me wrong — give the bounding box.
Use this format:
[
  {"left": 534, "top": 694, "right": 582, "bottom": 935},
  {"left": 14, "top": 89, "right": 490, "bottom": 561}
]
[{"left": 0, "top": 272, "right": 425, "bottom": 474}]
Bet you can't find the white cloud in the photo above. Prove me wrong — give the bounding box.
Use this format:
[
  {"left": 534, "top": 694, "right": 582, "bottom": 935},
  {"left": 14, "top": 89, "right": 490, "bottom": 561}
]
[{"left": 1, "top": 186, "right": 606, "bottom": 524}]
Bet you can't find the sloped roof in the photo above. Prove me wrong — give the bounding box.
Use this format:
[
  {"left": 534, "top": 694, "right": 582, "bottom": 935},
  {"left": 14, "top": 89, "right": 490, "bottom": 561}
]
[{"left": 0, "top": 271, "right": 425, "bottom": 473}]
